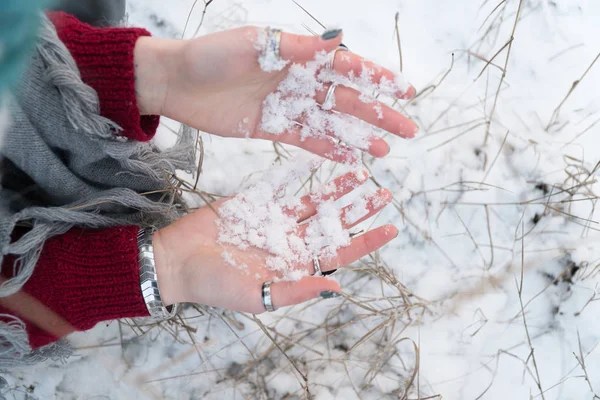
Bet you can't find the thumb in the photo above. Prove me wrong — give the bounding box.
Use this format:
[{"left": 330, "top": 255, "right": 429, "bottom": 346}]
[{"left": 280, "top": 29, "right": 343, "bottom": 62}]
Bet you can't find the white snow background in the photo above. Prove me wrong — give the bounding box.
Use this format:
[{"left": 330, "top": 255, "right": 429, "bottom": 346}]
[{"left": 6, "top": 0, "right": 600, "bottom": 399}]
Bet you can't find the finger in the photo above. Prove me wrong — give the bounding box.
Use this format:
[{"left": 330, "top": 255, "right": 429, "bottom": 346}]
[
  {"left": 290, "top": 112, "right": 389, "bottom": 157},
  {"left": 330, "top": 224, "right": 398, "bottom": 269},
  {"left": 368, "top": 138, "right": 391, "bottom": 158},
  {"left": 280, "top": 30, "right": 343, "bottom": 62},
  {"left": 329, "top": 51, "right": 416, "bottom": 100},
  {"left": 284, "top": 169, "right": 370, "bottom": 222},
  {"left": 237, "top": 276, "right": 341, "bottom": 314},
  {"left": 305, "top": 224, "right": 398, "bottom": 274},
  {"left": 254, "top": 126, "right": 359, "bottom": 163},
  {"left": 267, "top": 277, "right": 341, "bottom": 311},
  {"left": 296, "top": 188, "right": 392, "bottom": 240},
  {"left": 340, "top": 188, "right": 393, "bottom": 229},
  {"left": 315, "top": 84, "right": 419, "bottom": 139}
]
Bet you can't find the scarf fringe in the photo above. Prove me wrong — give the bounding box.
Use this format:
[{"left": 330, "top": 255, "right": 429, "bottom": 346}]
[{"left": 0, "top": 15, "right": 197, "bottom": 368}]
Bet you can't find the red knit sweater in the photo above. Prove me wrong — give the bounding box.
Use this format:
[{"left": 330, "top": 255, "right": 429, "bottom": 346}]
[{"left": 0, "top": 12, "right": 159, "bottom": 349}]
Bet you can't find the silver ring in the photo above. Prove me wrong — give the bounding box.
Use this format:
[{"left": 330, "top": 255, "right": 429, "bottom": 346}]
[
  {"left": 262, "top": 281, "right": 275, "bottom": 312},
  {"left": 326, "top": 44, "right": 349, "bottom": 71},
  {"left": 321, "top": 84, "right": 337, "bottom": 111},
  {"left": 313, "top": 256, "right": 323, "bottom": 276},
  {"left": 269, "top": 28, "right": 282, "bottom": 60},
  {"left": 263, "top": 27, "right": 282, "bottom": 62},
  {"left": 258, "top": 27, "right": 285, "bottom": 72}
]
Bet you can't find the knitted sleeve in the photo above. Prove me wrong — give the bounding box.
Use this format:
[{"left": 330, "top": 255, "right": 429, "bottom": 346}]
[
  {"left": 0, "top": 227, "right": 150, "bottom": 349},
  {"left": 47, "top": 11, "right": 160, "bottom": 142},
  {"left": 0, "top": 14, "right": 169, "bottom": 350}
]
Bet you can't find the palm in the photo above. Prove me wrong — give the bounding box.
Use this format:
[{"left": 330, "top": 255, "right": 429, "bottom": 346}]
[
  {"left": 165, "top": 27, "right": 284, "bottom": 139},
  {"left": 159, "top": 206, "right": 274, "bottom": 312},
  {"left": 161, "top": 27, "right": 418, "bottom": 161}
]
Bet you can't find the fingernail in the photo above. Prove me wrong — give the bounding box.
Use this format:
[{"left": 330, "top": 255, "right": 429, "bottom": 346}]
[
  {"left": 320, "top": 290, "right": 342, "bottom": 299},
  {"left": 321, "top": 29, "right": 342, "bottom": 40},
  {"left": 385, "top": 225, "right": 399, "bottom": 239},
  {"left": 404, "top": 122, "right": 419, "bottom": 138}
]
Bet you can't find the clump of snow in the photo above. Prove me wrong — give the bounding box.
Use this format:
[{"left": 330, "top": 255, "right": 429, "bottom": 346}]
[
  {"left": 309, "top": 168, "right": 370, "bottom": 204},
  {"left": 303, "top": 200, "right": 350, "bottom": 261},
  {"left": 344, "top": 196, "right": 368, "bottom": 225},
  {"left": 261, "top": 52, "right": 386, "bottom": 152},
  {"left": 344, "top": 191, "right": 389, "bottom": 225},
  {"left": 318, "top": 61, "right": 410, "bottom": 102},
  {"left": 217, "top": 156, "right": 360, "bottom": 279},
  {"left": 258, "top": 46, "right": 411, "bottom": 154}
]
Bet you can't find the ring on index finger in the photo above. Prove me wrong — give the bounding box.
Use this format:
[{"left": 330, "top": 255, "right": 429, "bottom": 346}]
[{"left": 268, "top": 28, "right": 282, "bottom": 61}]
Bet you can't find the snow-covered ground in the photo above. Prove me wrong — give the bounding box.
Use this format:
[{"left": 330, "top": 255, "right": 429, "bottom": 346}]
[{"left": 6, "top": 0, "right": 600, "bottom": 399}]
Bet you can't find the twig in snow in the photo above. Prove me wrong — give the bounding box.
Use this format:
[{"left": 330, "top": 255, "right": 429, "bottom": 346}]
[
  {"left": 482, "top": 130, "right": 509, "bottom": 182},
  {"left": 573, "top": 330, "right": 600, "bottom": 398},
  {"left": 252, "top": 315, "right": 310, "bottom": 396},
  {"left": 455, "top": 209, "right": 488, "bottom": 268},
  {"left": 485, "top": 205, "right": 495, "bottom": 269},
  {"left": 183, "top": 0, "right": 214, "bottom": 39},
  {"left": 292, "top": 0, "right": 327, "bottom": 29},
  {"left": 427, "top": 121, "right": 487, "bottom": 152},
  {"left": 483, "top": 0, "right": 525, "bottom": 146},
  {"left": 193, "top": 0, "right": 214, "bottom": 38},
  {"left": 182, "top": 0, "right": 199, "bottom": 38},
  {"left": 546, "top": 52, "right": 600, "bottom": 131},
  {"left": 407, "top": 53, "right": 454, "bottom": 107},
  {"left": 453, "top": 49, "right": 504, "bottom": 74},
  {"left": 475, "top": 40, "right": 510, "bottom": 81},
  {"left": 394, "top": 12, "right": 403, "bottom": 73},
  {"left": 548, "top": 43, "right": 584, "bottom": 63},
  {"left": 515, "top": 277, "right": 546, "bottom": 400},
  {"left": 479, "top": 0, "right": 507, "bottom": 30}
]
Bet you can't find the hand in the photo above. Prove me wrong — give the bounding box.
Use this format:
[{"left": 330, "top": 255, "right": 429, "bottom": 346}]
[
  {"left": 134, "top": 27, "right": 418, "bottom": 162},
  {"left": 151, "top": 171, "right": 397, "bottom": 313}
]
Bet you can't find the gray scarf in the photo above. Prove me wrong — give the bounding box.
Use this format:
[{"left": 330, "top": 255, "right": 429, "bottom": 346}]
[{"left": 0, "top": 16, "right": 196, "bottom": 368}]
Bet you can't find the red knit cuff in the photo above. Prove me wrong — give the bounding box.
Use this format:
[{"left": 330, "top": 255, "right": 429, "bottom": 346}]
[
  {"left": 48, "top": 12, "right": 159, "bottom": 142},
  {"left": 0, "top": 226, "right": 149, "bottom": 349}
]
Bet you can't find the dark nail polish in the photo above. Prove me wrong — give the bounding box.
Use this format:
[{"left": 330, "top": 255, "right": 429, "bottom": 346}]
[
  {"left": 321, "top": 29, "right": 342, "bottom": 40},
  {"left": 320, "top": 291, "right": 342, "bottom": 299}
]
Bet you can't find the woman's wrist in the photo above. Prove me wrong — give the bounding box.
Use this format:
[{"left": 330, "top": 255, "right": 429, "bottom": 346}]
[
  {"left": 133, "top": 36, "right": 185, "bottom": 116},
  {"left": 150, "top": 228, "right": 178, "bottom": 307},
  {"left": 137, "top": 228, "right": 179, "bottom": 320}
]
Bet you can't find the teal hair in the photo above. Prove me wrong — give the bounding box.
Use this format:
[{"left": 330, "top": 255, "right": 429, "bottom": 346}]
[{"left": 0, "top": 0, "right": 53, "bottom": 97}]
